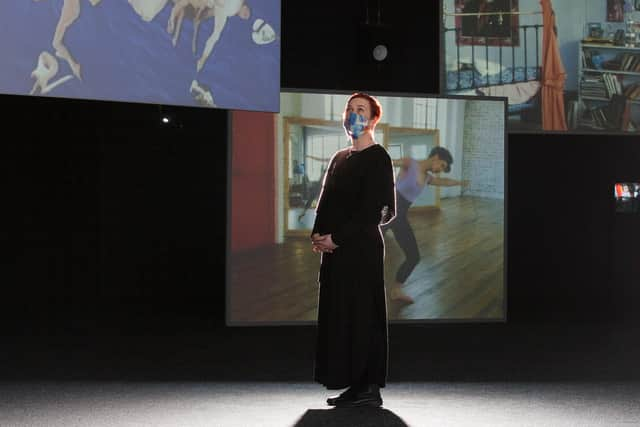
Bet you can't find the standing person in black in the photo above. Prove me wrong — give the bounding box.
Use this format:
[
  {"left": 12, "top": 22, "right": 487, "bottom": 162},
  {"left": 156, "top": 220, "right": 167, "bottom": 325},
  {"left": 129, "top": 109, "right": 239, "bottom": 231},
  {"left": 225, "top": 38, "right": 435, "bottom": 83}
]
[{"left": 310, "top": 93, "right": 396, "bottom": 408}]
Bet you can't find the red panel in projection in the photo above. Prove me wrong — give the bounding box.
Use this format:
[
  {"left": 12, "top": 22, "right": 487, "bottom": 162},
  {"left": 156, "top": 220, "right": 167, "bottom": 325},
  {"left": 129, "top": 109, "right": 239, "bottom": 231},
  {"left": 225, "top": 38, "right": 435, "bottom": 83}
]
[{"left": 231, "top": 111, "right": 276, "bottom": 251}]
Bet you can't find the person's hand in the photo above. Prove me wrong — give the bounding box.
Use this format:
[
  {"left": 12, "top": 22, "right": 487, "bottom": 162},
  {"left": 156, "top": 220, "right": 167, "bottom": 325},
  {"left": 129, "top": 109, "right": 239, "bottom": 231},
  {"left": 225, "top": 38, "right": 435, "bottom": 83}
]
[
  {"left": 312, "top": 236, "right": 334, "bottom": 253},
  {"left": 312, "top": 234, "right": 338, "bottom": 253},
  {"left": 322, "top": 234, "right": 338, "bottom": 250},
  {"left": 311, "top": 233, "right": 324, "bottom": 253}
]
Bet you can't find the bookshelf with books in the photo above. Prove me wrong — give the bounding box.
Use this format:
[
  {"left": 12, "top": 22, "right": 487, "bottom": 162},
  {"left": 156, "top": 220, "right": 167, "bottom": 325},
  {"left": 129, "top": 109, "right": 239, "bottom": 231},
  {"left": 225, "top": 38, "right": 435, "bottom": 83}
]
[{"left": 577, "top": 42, "right": 640, "bottom": 131}]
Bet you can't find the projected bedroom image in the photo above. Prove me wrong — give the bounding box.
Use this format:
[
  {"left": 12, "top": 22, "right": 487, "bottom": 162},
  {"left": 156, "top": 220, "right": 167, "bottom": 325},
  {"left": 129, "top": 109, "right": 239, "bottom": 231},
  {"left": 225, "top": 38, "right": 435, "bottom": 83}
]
[
  {"left": 0, "top": 0, "right": 280, "bottom": 112},
  {"left": 442, "top": 0, "right": 640, "bottom": 133},
  {"left": 228, "top": 92, "right": 506, "bottom": 324}
]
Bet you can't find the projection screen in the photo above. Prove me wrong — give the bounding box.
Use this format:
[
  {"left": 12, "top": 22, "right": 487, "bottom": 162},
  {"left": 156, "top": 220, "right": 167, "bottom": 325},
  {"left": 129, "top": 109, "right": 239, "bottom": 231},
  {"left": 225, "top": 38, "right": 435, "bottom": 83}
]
[
  {"left": 0, "top": 0, "right": 280, "bottom": 112},
  {"left": 228, "top": 90, "right": 507, "bottom": 325}
]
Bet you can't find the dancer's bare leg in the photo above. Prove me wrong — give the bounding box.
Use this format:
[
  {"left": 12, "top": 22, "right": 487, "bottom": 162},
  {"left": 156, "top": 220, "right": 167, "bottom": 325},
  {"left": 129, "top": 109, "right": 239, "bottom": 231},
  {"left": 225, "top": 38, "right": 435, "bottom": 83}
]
[
  {"left": 167, "top": 0, "right": 189, "bottom": 34},
  {"left": 172, "top": 7, "right": 185, "bottom": 46},
  {"left": 389, "top": 281, "right": 414, "bottom": 304},
  {"left": 196, "top": 2, "right": 249, "bottom": 72},
  {"left": 196, "top": 10, "right": 226, "bottom": 72},
  {"left": 192, "top": 6, "right": 209, "bottom": 54},
  {"left": 52, "top": 0, "right": 82, "bottom": 79}
]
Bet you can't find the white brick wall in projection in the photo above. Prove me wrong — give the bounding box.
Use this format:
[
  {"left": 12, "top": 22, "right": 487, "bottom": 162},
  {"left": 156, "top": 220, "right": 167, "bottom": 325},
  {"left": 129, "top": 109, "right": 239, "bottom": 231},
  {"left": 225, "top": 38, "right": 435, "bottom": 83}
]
[{"left": 462, "top": 100, "right": 504, "bottom": 199}]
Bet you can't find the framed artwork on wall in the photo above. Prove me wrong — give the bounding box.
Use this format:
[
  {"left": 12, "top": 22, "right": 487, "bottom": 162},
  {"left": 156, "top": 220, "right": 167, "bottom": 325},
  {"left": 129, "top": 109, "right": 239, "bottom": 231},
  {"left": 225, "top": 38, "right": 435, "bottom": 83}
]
[
  {"left": 455, "top": 0, "right": 520, "bottom": 46},
  {"left": 607, "top": 0, "right": 624, "bottom": 22}
]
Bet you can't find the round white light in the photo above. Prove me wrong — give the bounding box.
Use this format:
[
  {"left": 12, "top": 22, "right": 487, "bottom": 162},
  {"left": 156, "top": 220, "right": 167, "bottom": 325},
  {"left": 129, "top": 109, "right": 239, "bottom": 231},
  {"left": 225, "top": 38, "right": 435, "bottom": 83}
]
[
  {"left": 372, "top": 44, "right": 388, "bottom": 61},
  {"left": 162, "top": 117, "right": 169, "bottom": 123}
]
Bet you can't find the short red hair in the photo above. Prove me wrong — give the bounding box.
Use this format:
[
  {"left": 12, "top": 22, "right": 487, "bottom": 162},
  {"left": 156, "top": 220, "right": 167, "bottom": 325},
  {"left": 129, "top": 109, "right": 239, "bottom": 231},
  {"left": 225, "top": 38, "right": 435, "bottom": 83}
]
[{"left": 345, "top": 92, "right": 383, "bottom": 122}]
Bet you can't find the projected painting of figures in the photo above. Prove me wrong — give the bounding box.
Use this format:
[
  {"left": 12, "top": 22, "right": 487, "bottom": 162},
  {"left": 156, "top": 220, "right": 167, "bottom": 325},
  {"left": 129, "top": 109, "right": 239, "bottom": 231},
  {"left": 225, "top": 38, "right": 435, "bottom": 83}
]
[
  {"left": 228, "top": 92, "right": 505, "bottom": 324},
  {"left": 0, "top": 0, "right": 280, "bottom": 111}
]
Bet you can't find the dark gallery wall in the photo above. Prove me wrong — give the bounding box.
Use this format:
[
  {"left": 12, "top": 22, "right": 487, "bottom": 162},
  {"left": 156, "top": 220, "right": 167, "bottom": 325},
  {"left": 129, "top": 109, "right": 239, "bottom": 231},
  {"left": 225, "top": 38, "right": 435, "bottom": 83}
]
[
  {"left": 280, "top": 0, "right": 440, "bottom": 94},
  {"left": 1, "top": 0, "right": 639, "bottom": 380},
  {"left": 609, "top": 141, "right": 640, "bottom": 321},
  {"left": 1, "top": 96, "right": 229, "bottom": 332},
  {"left": 507, "top": 133, "right": 631, "bottom": 322}
]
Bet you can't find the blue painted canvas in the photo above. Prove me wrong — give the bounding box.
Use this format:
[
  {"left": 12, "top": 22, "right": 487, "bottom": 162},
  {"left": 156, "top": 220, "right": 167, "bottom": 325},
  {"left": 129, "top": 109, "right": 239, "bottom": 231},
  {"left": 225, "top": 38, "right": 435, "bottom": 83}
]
[{"left": 0, "top": 0, "right": 280, "bottom": 112}]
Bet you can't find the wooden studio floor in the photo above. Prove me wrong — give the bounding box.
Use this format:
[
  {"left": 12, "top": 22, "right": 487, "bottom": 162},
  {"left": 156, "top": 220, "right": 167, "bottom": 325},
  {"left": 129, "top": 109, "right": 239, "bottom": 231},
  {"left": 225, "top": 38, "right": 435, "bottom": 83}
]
[{"left": 229, "top": 196, "right": 504, "bottom": 323}]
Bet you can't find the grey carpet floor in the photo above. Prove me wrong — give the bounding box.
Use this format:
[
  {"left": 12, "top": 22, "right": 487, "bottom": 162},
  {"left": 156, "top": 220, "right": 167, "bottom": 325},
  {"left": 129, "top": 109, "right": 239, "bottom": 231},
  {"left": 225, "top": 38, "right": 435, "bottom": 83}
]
[{"left": 1, "top": 381, "right": 639, "bottom": 427}]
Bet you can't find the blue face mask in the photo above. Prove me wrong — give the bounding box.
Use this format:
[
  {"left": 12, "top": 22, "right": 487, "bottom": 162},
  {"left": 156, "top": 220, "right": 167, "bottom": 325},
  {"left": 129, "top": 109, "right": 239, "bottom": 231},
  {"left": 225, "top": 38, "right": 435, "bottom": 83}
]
[{"left": 343, "top": 112, "right": 369, "bottom": 139}]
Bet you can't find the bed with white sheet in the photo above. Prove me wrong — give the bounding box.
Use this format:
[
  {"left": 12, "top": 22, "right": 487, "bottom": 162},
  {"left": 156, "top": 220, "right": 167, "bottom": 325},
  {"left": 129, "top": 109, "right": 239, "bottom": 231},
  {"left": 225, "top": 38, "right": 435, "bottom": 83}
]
[{"left": 445, "top": 57, "right": 541, "bottom": 116}]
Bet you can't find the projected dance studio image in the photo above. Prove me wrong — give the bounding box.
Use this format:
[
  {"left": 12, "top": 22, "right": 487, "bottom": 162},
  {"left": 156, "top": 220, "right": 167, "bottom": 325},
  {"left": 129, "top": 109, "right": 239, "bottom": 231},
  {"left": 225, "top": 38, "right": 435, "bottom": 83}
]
[
  {"left": 0, "top": 0, "right": 280, "bottom": 111},
  {"left": 228, "top": 91, "right": 506, "bottom": 324}
]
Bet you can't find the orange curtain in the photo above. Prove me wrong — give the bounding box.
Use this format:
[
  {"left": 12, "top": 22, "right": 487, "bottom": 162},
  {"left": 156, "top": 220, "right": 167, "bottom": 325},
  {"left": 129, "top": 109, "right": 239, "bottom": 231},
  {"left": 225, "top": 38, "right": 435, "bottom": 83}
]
[{"left": 540, "top": 0, "right": 568, "bottom": 131}]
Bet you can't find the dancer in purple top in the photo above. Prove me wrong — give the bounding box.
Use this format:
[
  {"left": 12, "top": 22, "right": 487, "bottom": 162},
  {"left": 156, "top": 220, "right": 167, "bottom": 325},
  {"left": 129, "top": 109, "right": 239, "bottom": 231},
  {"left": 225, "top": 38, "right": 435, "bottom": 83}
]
[{"left": 383, "top": 146, "right": 468, "bottom": 304}]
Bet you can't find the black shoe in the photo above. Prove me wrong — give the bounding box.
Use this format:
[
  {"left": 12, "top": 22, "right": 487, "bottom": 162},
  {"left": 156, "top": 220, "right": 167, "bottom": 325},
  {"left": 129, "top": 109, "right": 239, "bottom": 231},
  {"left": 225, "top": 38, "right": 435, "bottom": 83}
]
[
  {"left": 326, "top": 387, "right": 356, "bottom": 406},
  {"left": 335, "top": 384, "right": 383, "bottom": 408}
]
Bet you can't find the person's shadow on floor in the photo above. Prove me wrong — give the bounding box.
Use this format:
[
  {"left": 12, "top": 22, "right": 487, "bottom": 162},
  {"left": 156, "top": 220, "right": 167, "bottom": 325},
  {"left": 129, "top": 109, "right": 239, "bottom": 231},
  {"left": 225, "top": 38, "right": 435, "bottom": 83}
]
[{"left": 293, "top": 407, "right": 409, "bottom": 427}]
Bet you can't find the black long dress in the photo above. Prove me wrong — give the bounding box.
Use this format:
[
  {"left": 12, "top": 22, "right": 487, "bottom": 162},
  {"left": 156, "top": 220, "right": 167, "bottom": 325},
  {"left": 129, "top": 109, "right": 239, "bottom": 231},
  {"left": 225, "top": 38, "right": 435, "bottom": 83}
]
[{"left": 311, "top": 143, "right": 396, "bottom": 390}]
